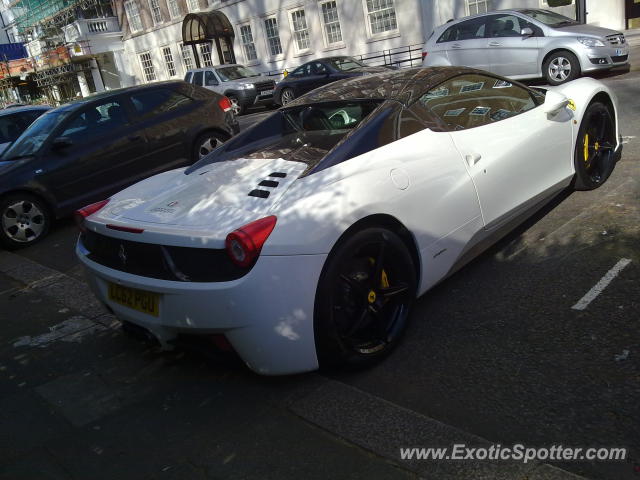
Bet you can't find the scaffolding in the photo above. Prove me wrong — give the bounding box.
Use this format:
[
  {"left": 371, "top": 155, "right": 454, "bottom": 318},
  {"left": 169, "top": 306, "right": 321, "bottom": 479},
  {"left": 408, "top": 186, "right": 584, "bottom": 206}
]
[{"left": 11, "top": 0, "right": 110, "bottom": 36}]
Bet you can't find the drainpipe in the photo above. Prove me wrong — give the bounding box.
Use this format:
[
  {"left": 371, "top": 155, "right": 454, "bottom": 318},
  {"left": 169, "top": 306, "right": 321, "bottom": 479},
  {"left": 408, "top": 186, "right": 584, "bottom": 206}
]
[{"left": 576, "top": 0, "right": 587, "bottom": 24}]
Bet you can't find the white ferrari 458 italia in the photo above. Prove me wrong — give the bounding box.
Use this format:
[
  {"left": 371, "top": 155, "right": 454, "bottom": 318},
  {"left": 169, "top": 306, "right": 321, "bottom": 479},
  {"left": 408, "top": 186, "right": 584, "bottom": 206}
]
[{"left": 76, "top": 67, "right": 622, "bottom": 375}]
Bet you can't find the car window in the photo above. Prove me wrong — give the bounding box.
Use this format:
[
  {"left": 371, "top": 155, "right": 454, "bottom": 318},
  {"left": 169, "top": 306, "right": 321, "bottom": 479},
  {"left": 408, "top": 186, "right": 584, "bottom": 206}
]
[
  {"left": 312, "top": 62, "right": 328, "bottom": 75},
  {"left": 519, "top": 9, "right": 579, "bottom": 27},
  {"left": 438, "top": 17, "right": 486, "bottom": 42},
  {"left": 59, "top": 100, "right": 128, "bottom": 143},
  {"left": 216, "top": 65, "right": 259, "bottom": 81},
  {"left": 130, "top": 89, "right": 193, "bottom": 118},
  {"left": 184, "top": 72, "right": 193, "bottom": 83},
  {"left": 204, "top": 71, "right": 219, "bottom": 86},
  {"left": 21, "top": 110, "right": 47, "bottom": 126},
  {"left": 192, "top": 71, "right": 203, "bottom": 86},
  {"left": 487, "top": 14, "right": 541, "bottom": 37},
  {"left": 290, "top": 64, "right": 310, "bottom": 77},
  {"left": 418, "top": 74, "right": 538, "bottom": 131},
  {"left": 2, "top": 110, "right": 71, "bottom": 159},
  {"left": 0, "top": 115, "right": 24, "bottom": 143}
]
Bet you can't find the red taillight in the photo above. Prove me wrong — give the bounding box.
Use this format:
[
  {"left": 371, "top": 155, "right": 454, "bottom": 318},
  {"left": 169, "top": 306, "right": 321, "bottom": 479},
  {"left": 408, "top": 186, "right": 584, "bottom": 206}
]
[
  {"left": 225, "top": 216, "right": 277, "bottom": 268},
  {"left": 218, "top": 96, "right": 233, "bottom": 113},
  {"left": 74, "top": 199, "right": 109, "bottom": 232},
  {"left": 422, "top": 51, "right": 428, "bottom": 60}
]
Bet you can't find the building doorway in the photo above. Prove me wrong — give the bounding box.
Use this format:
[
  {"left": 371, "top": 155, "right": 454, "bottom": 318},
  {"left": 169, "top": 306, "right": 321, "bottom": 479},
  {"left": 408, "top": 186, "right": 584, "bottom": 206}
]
[
  {"left": 182, "top": 11, "right": 236, "bottom": 68},
  {"left": 627, "top": 0, "right": 640, "bottom": 28}
]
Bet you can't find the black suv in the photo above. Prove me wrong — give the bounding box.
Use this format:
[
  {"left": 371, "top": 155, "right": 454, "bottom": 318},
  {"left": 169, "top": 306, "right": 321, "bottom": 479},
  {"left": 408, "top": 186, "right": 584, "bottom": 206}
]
[{"left": 0, "top": 81, "right": 239, "bottom": 248}]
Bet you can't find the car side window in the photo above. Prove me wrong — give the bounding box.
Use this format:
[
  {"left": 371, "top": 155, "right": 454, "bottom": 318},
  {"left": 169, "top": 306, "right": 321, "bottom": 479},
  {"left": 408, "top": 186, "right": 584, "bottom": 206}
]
[
  {"left": 290, "top": 64, "right": 310, "bottom": 77},
  {"left": 192, "top": 71, "right": 204, "bottom": 86},
  {"left": 59, "top": 100, "right": 128, "bottom": 144},
  {"left": 184, "top": 72, "right": 193, "bottom": 83},
  {"left": 130, "top": 88, "right": 193, "bottom": 118},
  {"left": 312, "top": 62, "right": 328, "bottom": 75},
  {"left": 487, "top": 14, "right": 541, "bottom": 38},
  {"left": 204, "top": 71, "right": 219, "bottom": 86},
  {"left": 418, "top": 74, "right": 538, "bottom": 131},
  {"left": 0, "top": 115, "right": 23, "bottom": 143},
  {"left": 438, "top": 17, "right": 486, "bottom": 42}
]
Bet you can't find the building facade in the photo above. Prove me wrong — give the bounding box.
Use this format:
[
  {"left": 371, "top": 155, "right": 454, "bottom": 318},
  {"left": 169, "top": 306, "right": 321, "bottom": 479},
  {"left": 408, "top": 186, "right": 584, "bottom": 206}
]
[{"left": 0, "top": 0, "right": 126, "bottom": 104}]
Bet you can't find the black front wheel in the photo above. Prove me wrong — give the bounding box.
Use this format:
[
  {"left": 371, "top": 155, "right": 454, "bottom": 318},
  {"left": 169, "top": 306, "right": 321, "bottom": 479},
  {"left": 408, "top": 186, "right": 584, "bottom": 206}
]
[
  {"left": 573, "top": 102, "right": 617, "bottom": 190},
  {"left": 314, "top": 228, "right": 417, "bottom": 369}
]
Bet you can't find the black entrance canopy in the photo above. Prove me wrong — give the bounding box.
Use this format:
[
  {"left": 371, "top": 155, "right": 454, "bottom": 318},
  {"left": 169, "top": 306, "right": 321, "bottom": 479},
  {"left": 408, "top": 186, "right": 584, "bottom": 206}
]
[{"left": 182, "top": 11, "right": 236, "bottom": 67}]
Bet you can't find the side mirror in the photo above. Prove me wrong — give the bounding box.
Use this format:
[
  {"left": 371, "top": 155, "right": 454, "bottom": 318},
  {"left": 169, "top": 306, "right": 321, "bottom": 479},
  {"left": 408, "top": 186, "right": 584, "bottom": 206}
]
[
  {"left": 521, "top": 27, "right": 534, "bottom": 37},
  {"left": 52, "top": 137, "right": 73, "bottom": 150},
  {"left": 543, "top": 90, "right": 570, "bottom": 114}
]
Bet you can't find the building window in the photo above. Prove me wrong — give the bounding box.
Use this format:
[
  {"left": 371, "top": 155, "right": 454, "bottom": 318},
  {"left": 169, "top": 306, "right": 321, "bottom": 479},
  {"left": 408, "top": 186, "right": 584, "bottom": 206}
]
[
  {"left": 364, "top": 0, "right": 398, "bottom": 36},
  {"left": 186, "top": 0, "right": 200, "bottom": 12},
  {"left": 180, "top": 43, "right": 194, "bottom": 70},
  {"left": 467, "top": 0, "right": 490, "bottom": 15},
  {"left": 162, "top": 46, "right": 177, "bottom": 76},
  {"left": 290, "top": 9, "right": 311, "bottom": 52},
  {"left": 239, "top": 24, "right": 257, "bottom": 62},
  {"left": 199, "top": 43, "right": 214, "bottom": 66},
  {"left": 149, "top": 0, "right": 163, "bottom": 24},
  {"left": 139, "top": 52, "right": 156, "bottom": 82},
  {"left": 124, "top": 0, "right": 143, "bottom": 33},
  {"left": 264, "top": 17, "right": 283, "bottom": 56},
  {"left": 319, "top": 1, "right": 343, "bottom": 45},
  {"left": 167, "top": 0, "right": 181, "bottom": 18}
]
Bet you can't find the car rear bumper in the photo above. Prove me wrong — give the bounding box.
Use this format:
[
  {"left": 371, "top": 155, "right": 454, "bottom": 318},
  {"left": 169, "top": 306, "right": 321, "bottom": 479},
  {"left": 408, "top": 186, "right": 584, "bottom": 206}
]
[{"left": 77, "top": 240, "right": 326, "bottom": 375}]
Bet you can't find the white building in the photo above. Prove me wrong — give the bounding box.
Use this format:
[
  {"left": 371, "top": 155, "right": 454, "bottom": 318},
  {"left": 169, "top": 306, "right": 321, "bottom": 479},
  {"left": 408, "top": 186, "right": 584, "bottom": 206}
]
[{"left": 117, "top": 0, "right": 632, "bottom": 87}]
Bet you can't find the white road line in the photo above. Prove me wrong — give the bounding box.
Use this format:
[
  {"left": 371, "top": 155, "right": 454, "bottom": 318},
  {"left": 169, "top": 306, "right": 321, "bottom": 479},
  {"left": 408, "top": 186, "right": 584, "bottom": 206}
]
[{"left": 572, "top": 258, "right": 632, "bottom": 311}]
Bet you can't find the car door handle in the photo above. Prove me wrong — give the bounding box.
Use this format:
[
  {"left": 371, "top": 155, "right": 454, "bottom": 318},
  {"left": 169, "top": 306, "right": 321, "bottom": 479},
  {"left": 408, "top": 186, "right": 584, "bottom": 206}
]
[
  {"left": 489, "top": 41, "right": 501, "bottom": 47},
  {"left": 451, "top": 43, "right": 462, "bottom": 49},
  {"left": 465, "top": 153, "right": 481, "bottom": 166}
]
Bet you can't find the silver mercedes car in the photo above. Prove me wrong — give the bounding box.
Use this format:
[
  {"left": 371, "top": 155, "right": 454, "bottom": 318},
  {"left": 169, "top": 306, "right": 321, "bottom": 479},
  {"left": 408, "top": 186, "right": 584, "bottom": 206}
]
[{"left": 422, "top": 9, "right": 630, "bottom": 85}]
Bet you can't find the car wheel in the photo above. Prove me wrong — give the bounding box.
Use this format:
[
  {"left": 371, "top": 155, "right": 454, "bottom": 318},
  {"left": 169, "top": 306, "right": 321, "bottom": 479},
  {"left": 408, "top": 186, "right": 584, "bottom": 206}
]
[
  {"left": 573, "top": 102, "right": 617, "bottom": 191},
  {"left": 227, "top": 96, "right": 244, "bottom": 115},
  {"left": 544, "top": 51, "right": 580, "bottom": 85},
  {"left": 193, "top": 131, "right": 226, "bottom": 162},
  {"left": 0, "top": 193, "right": 51, "bottom": 249},
  {"left": 280, "top": 88, "right": 295, "bottom": 106},
  {"left": 314, "top": 228, "right": 417, "bottom": 369}
]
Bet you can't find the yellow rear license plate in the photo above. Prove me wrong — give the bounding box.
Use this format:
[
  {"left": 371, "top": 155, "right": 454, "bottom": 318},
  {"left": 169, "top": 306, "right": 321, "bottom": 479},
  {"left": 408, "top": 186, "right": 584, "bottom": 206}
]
[{"left": 108, "top": 283, "right": 159, "bottom": 317}]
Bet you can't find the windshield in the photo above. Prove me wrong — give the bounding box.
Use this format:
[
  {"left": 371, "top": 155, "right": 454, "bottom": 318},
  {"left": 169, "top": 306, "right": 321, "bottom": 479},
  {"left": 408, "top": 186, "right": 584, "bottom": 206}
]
[
  {"left": 1, "top": 109, "right": 70, "bottom": 159},
  {"left": 216, "top": 65, "right": 260, "bottom": 81},
  {"left": 327, "top": 57, "right": 366, "bottom": 72},
  {"left": 520, "top": 9, "right": 579, "bottom": 27},
  {"left": 186, "top": 100, "right": 383, "bottom": 173}
]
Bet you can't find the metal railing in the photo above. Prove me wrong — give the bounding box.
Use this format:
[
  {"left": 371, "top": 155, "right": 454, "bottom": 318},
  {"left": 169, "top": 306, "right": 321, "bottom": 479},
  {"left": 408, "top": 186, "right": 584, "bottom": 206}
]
[{"left": 260, "top": 42, "right": 424, "bottom": 79}]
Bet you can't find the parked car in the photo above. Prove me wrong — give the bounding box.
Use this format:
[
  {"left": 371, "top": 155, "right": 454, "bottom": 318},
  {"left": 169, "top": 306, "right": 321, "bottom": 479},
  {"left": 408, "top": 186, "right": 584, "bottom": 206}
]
[
  {"left": 0, "top": 106, "right": 50, "bottom": 155},
  {"left": 422, "top": 9, "right": 630, "bottom": 85},
  {"left": 76, "top": 66, "right": 621, "bottom": 375},
  {"left": 184, "top": 64, "right": 276, "bottom": 115},
  {"left": 0, "top": 81, "right": 238, "bottom": 249},
  {"left": 274, "top": 56, "right": 391, "bottom": 105}
]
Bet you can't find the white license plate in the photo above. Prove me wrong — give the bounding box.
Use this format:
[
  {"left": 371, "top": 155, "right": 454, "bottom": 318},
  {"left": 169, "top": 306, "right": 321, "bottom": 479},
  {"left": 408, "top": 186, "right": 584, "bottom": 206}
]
[{"left": 260, "top": 89, "right": 274, "bottom": 96}]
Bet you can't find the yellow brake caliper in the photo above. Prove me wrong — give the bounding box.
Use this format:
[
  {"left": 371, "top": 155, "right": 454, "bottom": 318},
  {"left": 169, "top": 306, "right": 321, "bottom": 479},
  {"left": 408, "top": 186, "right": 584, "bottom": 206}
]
[
  {"left": 367, "top": 258, "right": 390, "bottom": 304},
  {"left": 583, "top": 133, "right": 589, "bottom": 163}
]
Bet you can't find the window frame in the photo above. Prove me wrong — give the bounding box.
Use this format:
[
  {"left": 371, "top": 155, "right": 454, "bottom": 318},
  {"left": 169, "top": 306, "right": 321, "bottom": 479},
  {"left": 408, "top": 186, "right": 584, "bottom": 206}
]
[
  {"left": 124, "top": 0, "right": 143, "bottom": 33},
  {"left": 288, "top": 7, "right": 313, "bottom": 55},
  {"left": 167, "top": 0, "right": 181, "bottom": 19},
  {"left": 180, "top": 43, "right": 195, "bottom": 72},
  {"left": 199, "top": 42, "right": 214, "bottom": 67},
  {"left": 148, "top": 0, "right": 163, "bottom": 25},
  {"left": 466, "top": 0, "right": 491, "bottom": 16},
  {"left": 361, "top": 0, "right": 399, "bottom": 39},
  {"left": 263, "top": 16, "right": 284, "bottom": 58},
  {"left": 186, "top": 0, "right": 201, "bottom": 12},
  {"left": 318, "top": 0, "right": 344, "bottom": 48},
  {"left": 437, "top": 16, "right": 488, "bottom": 43},
  {"left": 162, "top": 46, "right": 177, "bottom": 77},
  {"left": 238, "top": 22, "right": 258, "bottom": 63},
  {"left": 138, "top": 51, "right": 157, "bottom": 82}
]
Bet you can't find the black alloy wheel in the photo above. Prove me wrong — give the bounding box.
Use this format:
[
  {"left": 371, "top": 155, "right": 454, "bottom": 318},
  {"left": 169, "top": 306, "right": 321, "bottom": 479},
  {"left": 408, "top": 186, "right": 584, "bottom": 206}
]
[
  {"left": 573, "top": 102, "right": 617, "bottom": 190},
  {"left": 315, "top": 228, "right": 417, "bottom": 368}
]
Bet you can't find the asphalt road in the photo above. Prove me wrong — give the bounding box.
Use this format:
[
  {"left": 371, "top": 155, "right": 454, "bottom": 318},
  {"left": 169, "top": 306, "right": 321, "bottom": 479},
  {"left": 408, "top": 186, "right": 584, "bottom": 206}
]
[{"left": 1, "top": 67, "right": 639, "bottom": 480}]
